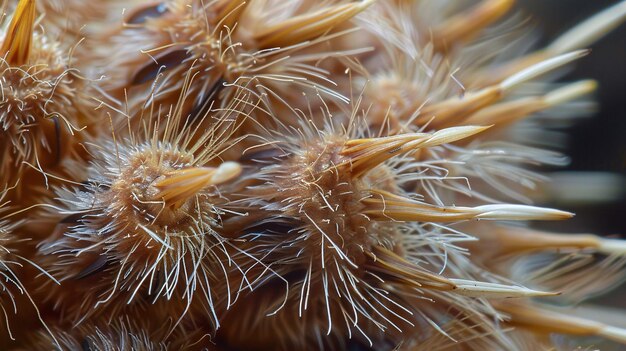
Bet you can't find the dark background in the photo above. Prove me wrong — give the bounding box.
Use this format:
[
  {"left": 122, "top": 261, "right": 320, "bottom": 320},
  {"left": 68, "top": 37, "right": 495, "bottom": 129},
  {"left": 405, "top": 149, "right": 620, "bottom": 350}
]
[
  {"left": 519, "top": 0, "right": 626, "bottom": 235},
  {"left": 519, "top": 0, "right": 626, "bottom": 312}
]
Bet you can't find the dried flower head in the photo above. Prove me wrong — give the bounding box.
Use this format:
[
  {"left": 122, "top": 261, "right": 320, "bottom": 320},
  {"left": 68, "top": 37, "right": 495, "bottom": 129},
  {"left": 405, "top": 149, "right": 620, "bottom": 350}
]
[
  {"left": 0, "top": 0, "right": 95, "bottom": 201},
  {"left": 89, "top": 0, "right": 372, "bottom": 124},
  {"left": 36, "top": 89, "right": 248, "bottom": 329},
  {"left": 2, "top": 0, "right": 626, "bottom": 350},
  {"left": 216, "top": 95, "right": 580, "bottom": 350}
]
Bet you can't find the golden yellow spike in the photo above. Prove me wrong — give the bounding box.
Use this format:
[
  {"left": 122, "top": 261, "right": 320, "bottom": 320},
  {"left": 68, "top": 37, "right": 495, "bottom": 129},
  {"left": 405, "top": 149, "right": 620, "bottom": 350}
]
[
  {"left": 434, "top": 0, "right": 514, "bottom": 49},
  {"left": 366, "top": 246, "right": 556, "bottom": 298},
  {"left": 365, "top": 246, "right": 456, "bottom": 291},
  {"left": 470, "top": 226, "right": 626, "bottom": 259},
  {"left": 417, "top": 51, "right": 588, "bottom": 129},
  {"left": 495, "top": 301, "right": 626, "bottom": 345},
  {"left": 463, "top": 80, "right": 597, "bottom": 127},
  {"left": 414, "top": 87, "right": 502, "bottom": 129},
  {"left": 339, "top": 126, "right": 489, "bottom": 178},
  {"left": 362, "top": 189, "right": 573, "bottom": 222},
  {"left": 0, "top": 0, "right": 36, "bottom": 66},
  {"left": 463, "top": 97, "right": 539, "bottom": 126},
  {"left": 254, "top": 0, "right": 375, "bottom": 48},
  {"left": 154, "top": 162, "right": 241, "bottom": 210},
  {"left": 472, "top": 1, "right": 626, "bottom": 87}
]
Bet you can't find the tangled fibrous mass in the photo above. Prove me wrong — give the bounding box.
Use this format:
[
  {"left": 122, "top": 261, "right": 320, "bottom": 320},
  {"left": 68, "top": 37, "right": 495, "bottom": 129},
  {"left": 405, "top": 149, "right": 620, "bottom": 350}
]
[{"left": 1, "top": 0, "right": 626, "bottom": 350}]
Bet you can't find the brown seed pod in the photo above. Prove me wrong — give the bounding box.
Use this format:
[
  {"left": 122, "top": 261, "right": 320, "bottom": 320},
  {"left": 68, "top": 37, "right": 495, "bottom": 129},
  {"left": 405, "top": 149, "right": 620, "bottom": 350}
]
[
  {"left": 87, "top": 0, "right": 374, "bottom": 130},
  {"left": 216, "top": 103, "right": 571, "bottom": 349},
  {"left": 351, "top": 1, "right": 610, "bottom": 207},
  {"left": 35, "top": 88, "right": 248, "bottom": 331},
  {"left": 0, "top": 0, "right": 98, "bottom": 203},
  {"left": 0, "top": 0, "right": 625, "bottom": 350}
]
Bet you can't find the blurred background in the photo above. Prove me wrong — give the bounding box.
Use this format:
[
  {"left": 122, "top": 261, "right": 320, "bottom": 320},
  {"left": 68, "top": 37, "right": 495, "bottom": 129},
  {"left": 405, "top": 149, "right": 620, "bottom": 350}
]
[
  {"left": 518, "top": 0, "right": 626, "bottom": 317},
  {"left": 519, "top": 0, "right": 626, "bottom": 235}
]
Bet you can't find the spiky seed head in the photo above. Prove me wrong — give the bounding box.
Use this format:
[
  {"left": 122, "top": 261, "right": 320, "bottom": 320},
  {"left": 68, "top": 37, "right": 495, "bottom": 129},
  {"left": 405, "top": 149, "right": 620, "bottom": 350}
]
[
  {"left": 0, "top": 0, "right": 94, "bottom": 197},
  {"left": 35, "top": 92, "right": 249, "bottom": 327},
  {"left": 3, "top": 0, "right": 626, "bottom": 350},
  {"left": 38, "top": 140, "right": 243, "bottom": 326}
]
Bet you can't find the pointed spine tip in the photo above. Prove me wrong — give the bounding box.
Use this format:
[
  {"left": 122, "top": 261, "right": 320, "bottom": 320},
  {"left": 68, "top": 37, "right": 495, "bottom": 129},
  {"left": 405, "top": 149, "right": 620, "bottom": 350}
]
[
  {"left": 474, "top": 204, "right": 574, "bottom": 221},
  {"left": 601, "top": 325, "right": 626, "bottom": 345},
  {"left": 341, "top": 125, "right": 490, "bottom": 178},
  {"left": 210, "top": 161, "right": 242, "bottom": 185},
  {"left": 597, "top": 238, "right": 626, "bottom": 255},
  {"left": 449, "top": 279, "right": 558, "bottom": 298},
  {"left": 544, "top": 80, "right": 597, "bottom": 106},
  {"left": 548, "top": 0, "right": 626, "bottom": 54},
  {"left": 500, "top": 50, "right": 589, "bottom": 92}
]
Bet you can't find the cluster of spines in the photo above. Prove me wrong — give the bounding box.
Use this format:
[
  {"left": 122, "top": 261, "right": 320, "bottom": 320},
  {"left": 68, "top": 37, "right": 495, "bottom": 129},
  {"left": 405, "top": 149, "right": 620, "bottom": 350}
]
[{"left": 0, "top": 0, "right": 625, "bottom": 350}]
